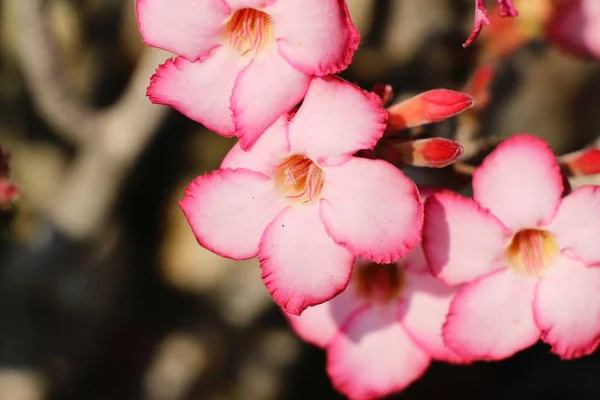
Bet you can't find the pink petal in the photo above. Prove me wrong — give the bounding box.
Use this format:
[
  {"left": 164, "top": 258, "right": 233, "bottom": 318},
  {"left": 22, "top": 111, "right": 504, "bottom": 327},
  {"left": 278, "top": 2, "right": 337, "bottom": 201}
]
[
  {"left": 401, "top": 245, "right": 429, "bottom": 273},
  {"left": 320, "top": 158, "right": 423, "bottom": 264},
  {"left": 547, "top": 0, "right": 600, "bottom": 60},
  {"left": 147, "top": 51, "right": 249, "bottom": 136},
  {"left": 265, "top": 0, "right": 359, "bottom": 76},
  {"left": 534, "top": 255, "right": 600, "bottom": 359},
  {"left": 423, "top": 191, "right": 509, "bottom": 285},
  {"left": 224, "top": 0, "right": 275, "bottom": 9},
  {"left": 221, "top": 115, "right": 290, "bottom": 176},
  {"left": 444, "top": 268, "right": 540, "bottom": 361},
  {"left": 259, "top": 205, "right": 354, "bottom": 315},
  {"left": 136, "top": 0, "right": 230, "bottom": 61},
  {"left": 231, "top": 47, "right": 310, "bottom": 150},
  {"left": 463, "top": 0, "right": 491, "bottom": 47},
  {"left": 473, "top": 135, "right": 563, "bottom": 231},
  {"left": 327, "top": 307, "right": 430, "bottom": 400},
  {"left": 289, "top": 76, "right": 387, "bottom": 166},
  {"left": 284, "top": 285, "right": 364, "bottom": 348},
  {"left": 179, "top": 168, "right": 286, "bottom": 260},
  {"left": 547, "top": 186, "right": 600, "bottom": 265},
  {"left": 400, "top": 271, "right": 463, "bottom": 363},
  {"left": 498, "top": 0, "right": 518, "bottom": 17}
]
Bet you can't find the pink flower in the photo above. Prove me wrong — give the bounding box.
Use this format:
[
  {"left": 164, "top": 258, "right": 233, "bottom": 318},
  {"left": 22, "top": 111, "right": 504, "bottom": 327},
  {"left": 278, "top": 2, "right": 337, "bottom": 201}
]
[
  {"left": 546, "top": 0, "right": 600, "bottom": 60},
  {"left": 464, "top": 0, "right": 519, "bottom": 47},
  {"left": 423, "top": 134, "right": 600, "bottom": 361},
  {"left": 137, "top": 0, "right": 360, "bottom": 150},
  {"left": 179, "top": 76, "right": 423, "bottom": 315},
  {"left": 286, "top": 244, "right": 462, "bottom": 400}
]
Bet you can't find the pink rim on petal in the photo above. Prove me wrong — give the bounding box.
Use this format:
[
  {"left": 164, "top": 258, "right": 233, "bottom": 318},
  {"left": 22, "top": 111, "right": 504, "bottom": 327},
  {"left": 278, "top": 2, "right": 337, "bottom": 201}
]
[
  {"left": 547, "top": 185, "right": 600, "bottom": 266},
  {"left": 546, "top": 0, "right": 600, "bottom": 60},
  {"left": 284, "top": 285, "right": 365, "bottom": 349},
  {"left": 288, "top": 76, "right": 387, "bottom": 166},
  {"left": 473, "top": 135, "right": 563, "bottom": 231},
  {"left": 400, "top": 271, "right": 463, "bottom": 363},
  {"left": 265, "top": 0, "right": 360, "bottom": 76},
  {"left": 443, "top": 268, "right": 540, "bottom": 361},
  {"left": 179, "top": 168, "right": 286, "bottom": 260},
  {"left": 221, "top": 115, "right": 290, "bottom": 177},
  {"left": 147, "top": 51, "right": 249, "bottom": 136},
  {"left": 423, "top": 191, "right": 509, "bottom": 285},
  {"left": 259, "top": 205, "right": 354, "bottom": 315},
  {"left": 320, "top": 158, "right": 423, "bottom": 264},
  {"left": 231, "top": 46, "right": 311, "bottom": 150},
  {"left": 327, "top": 307, "right": 430, "bottom": 400},
  {"left": 136, "top": 0, "right": 230, "bottom": 61},
  {"left": 533, "top": 255, "right": 600, "bottom": 359}
]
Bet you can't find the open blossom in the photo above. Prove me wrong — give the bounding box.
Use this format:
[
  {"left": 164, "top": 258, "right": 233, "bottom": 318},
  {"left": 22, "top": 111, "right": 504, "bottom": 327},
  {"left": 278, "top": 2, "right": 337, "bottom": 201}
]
[
  {"left": 546, "top": 0, "right": 600, "bottom": 60},
  {"left": 137, "top": 0, "right": 359, "bottom": 150},
  {"left": 464, "top": 0, "right": 519, "bottom": 47},
  {"left": 424, "top": 134, "right": 600, "bottom": 361},
  {"left": 286, "top": 242, "right": 462, "bottom": 400},
  {"left": 179, "top": 76, "right": 423, "bottom": 315}
]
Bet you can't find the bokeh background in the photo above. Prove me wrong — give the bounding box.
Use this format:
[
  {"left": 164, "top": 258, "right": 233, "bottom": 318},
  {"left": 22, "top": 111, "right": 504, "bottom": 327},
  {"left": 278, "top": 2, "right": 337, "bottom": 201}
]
[{"left": 2, "top": 0, "right": 600, "bottom": 399}]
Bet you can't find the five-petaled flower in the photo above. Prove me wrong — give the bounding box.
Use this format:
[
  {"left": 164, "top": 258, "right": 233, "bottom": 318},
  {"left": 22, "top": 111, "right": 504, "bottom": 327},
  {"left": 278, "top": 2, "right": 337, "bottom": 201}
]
[
  {"left": 424, "top": 134, "right": 600, "bottom": 361},
  {"left": 179, "top": 76, "right": 423, "bottom": 315},
  {"left": 286, "top": 239, "right": 462, "bottom": 400},
  {"left": 137, "top": 0, "right": 360, "bottom": 150}
]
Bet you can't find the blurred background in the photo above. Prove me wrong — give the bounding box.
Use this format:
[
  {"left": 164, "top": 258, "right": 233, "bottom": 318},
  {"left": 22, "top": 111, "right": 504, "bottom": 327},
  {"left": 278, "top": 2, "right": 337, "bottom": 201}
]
[{"left": 2, "top": 0, "right": 600, "bottom": 399}]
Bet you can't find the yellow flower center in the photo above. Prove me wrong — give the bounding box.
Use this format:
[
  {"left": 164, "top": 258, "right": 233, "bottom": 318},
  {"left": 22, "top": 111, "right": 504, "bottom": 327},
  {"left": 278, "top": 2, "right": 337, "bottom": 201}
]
[
  {"left": 505, "top": 229, "right": 558, "bottom": 277},
  {"left": 225, "top": 8, "right": 274, "bottom": 56},
  {"left": 274, "top": 155, "right": 324, "bottom": 204},
  {"left": 354, "top": 263, "right": 405, "bottom": 304}
]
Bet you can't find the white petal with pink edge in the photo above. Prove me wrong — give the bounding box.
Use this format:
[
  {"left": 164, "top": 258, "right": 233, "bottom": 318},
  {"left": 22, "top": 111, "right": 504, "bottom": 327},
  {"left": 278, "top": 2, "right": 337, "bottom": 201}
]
[
  {"left": 473, "top": 135, "right": 563, "bottom": 231},
  {"left": 259, "top": 205, "right": 354, "bottom": 315},
  {"left": 224, "top": 0, "right": 275, "bottom": 10},
  {"left": 326, "top": 307, "right": 430, "bottom": 400},
  {"left": 400, "top": 271, "right": 463, "bottom": 363},
  {"left": 401, "top": 245, "right": 429, "bottom": 273},
  {"left": 284, "top": 286, "right": 365, "bottom": 349},
  {"left": 288, "top": 76, "right": 386, "bottom": 166},
  {"left": 265, "top": 0, "right": 359, "bottom": 76},
  {"left": 533, "top": 255, "right": 600, "bottom": 359},
  {"left": 147, "top": 50, "right": 249, "bottom": 136},
  {"left": 320, "top": 158, "right": 423, "bottom": 264},
  {"left": 546, "top": 185, "right": 600, "bottom": 265},
  {"left": 443, "top": 268, "right": 540, "bottom": 361},
  {"left": 221, "top": 115, "right": 290, "bottom": 177},
  {"left": 423, "top": 191, "right": 509, "bottom": 285},
  {"left": 136, "top": 0, "right": 230, "bottom": 61},
  {"left": 231, "top": 47, "right": 310, "bottom": 150},
  {"left": 179, "top": 168, "right": 286, "bottom": 260}
]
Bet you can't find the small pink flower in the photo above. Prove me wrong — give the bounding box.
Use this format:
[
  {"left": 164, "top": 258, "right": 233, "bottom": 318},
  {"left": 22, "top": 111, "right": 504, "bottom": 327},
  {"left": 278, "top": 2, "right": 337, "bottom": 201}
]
[
  {"left": 179, "top": 76, "right": 423, "bottom": 315},
  {"left": 546, "top": 0, "right": 600, "bottom": 60},
  {"left": 464, "top": 0, "right": 519, "bottom": 47},
  {"left": 137, "top": 0, "right": 360, "bottom": 150},
  {"left": 423, "top": 134, "right": 600, "bottom": 361},
  {"left": 286, "top": 244, "right": 462, "bottom": 400}
]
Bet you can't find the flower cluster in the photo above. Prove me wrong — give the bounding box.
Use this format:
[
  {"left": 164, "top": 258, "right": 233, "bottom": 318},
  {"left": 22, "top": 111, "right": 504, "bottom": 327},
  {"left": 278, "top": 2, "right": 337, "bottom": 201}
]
[{"left": 136, "top": 1, "right": 600, "bottom": 399}]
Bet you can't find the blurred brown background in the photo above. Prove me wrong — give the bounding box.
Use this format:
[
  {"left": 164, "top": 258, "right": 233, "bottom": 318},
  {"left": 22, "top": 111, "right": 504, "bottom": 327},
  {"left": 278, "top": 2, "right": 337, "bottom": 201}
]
[{"left": 2, "top": 0, "right": 600, "bottom": 399}]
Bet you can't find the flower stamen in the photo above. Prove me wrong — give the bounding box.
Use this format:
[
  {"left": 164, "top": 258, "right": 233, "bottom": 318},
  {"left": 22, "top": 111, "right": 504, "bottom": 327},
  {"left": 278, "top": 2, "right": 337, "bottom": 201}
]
[
  {"left": 505, "top": 229, "right": 558, "bottom": 277},
  {"left": 275, "top": 155, "right": 324, "bottom": 204},
  {"left": 226, "top": 8, "right": 274, "bottom": 56},
  {"left": 355, "top": 263, "right": 405, "bottom": 304}
]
